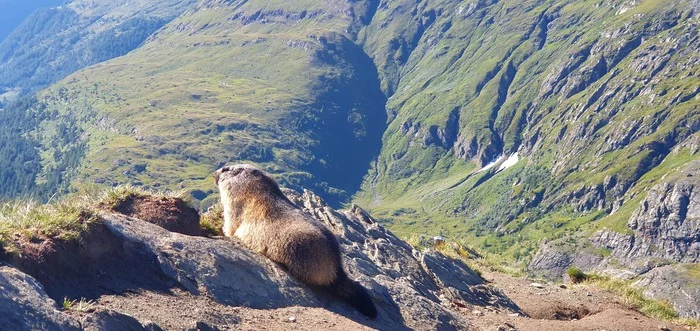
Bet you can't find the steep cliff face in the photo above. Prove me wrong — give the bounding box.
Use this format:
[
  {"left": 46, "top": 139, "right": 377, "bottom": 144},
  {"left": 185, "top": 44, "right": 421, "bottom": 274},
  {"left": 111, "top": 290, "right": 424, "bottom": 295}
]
[
  {"left": 590, "top": 159, "right": 699, "bottom": 264},
  {"left": 623, "top": 162, "right": 699, "bottom": 262}
]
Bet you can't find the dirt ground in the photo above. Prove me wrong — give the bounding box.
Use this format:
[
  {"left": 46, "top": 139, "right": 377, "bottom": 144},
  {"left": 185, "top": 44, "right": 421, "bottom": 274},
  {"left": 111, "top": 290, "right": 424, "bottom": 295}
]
[
  {"left": 85, "top": 288, "right": 376, "bottom": 331},
  {"left": 464, "top": 271, "right": 694, "bottom": 331},
  {"left": 66, "top": 269, "right": 696, "bottom": 331}
]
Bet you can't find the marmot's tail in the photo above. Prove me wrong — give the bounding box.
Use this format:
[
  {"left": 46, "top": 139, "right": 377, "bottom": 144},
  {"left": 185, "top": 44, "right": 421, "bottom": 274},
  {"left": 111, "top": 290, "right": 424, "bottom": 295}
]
[{"left": 330, "top": 272, "right": 378, "bottom": 319}]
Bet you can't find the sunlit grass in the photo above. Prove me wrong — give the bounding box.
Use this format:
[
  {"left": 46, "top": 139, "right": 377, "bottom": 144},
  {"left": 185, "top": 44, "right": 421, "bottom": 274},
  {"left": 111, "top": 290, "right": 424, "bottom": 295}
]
[{"left": 0, "top": 185, "right": 191, "bottom": 255}]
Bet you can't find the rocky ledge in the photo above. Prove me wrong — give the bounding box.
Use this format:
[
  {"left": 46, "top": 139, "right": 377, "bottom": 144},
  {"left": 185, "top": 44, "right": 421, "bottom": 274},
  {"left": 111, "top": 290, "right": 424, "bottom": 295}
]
[
  {"left": 0, "top": 189, "right": 520, "bottom": 330},
  {"left": 528, "top": 159, "right": 700, "bottom": 319}
]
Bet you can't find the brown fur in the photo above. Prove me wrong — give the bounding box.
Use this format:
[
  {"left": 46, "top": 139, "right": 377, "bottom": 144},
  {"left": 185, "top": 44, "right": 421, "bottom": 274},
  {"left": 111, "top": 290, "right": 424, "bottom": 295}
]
[{"left": 214, "top": 164, "right": 377, "bottom": 318}]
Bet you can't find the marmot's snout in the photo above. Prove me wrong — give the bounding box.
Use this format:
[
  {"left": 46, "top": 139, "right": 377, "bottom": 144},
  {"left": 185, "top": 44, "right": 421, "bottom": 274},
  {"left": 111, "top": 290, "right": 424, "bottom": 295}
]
[
  {"left": 214, "top": 166, "right": 233, "bottom": 186},
  {"left": 214, "top": 164, "right": 255, "bottom": 186}
]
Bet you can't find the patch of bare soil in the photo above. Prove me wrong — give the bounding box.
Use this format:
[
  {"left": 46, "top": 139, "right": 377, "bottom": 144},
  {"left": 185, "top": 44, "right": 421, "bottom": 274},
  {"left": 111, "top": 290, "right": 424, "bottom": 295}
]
[
  {"left": 84, "top": 288, "right": 377, "bottom": 331},
  {"left": 465, "top": 271, "right": 691, "bottom": 331},
  {"left": 110, "top": 195, "right": 202, "bottom": 236}
]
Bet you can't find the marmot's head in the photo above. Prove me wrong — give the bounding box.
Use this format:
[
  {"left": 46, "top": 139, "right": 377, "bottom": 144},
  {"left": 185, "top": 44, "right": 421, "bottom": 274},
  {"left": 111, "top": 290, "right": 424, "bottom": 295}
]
[{"left": 214, "top": 164, "right": 285, "bottom": 205}]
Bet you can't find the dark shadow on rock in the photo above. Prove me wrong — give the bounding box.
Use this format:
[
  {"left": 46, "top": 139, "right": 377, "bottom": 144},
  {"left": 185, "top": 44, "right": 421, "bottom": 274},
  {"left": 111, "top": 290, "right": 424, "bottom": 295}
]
[
  {"left": 200, "top": 250, "right": 318, "bottom": 308},
  {"left": 0, "top": 265, "right": 81, "bottom": 331},
  {"left": 82, "top": 310, "right": 147, "bottom": 331},
  {"left": 307, "top": 281, "right": 410, "bottom": 331},
  {"left": 3, "top": 222, "right": 180, "bottom": 304}
]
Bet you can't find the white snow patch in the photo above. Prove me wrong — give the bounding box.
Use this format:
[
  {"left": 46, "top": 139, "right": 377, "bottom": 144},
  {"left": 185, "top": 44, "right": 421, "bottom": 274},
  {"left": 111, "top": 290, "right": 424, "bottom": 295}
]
[
  {"left": 477, "top": 155, "right": 504, "bottom": 173},
  {"left": 497, "top": 153, "right": 519, "bottom": 172}
]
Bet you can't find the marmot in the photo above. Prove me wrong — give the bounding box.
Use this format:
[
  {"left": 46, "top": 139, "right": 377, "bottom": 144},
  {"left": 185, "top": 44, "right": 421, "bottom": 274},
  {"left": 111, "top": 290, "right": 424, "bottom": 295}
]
[{"left": 214, "top": 164, "right": 377, "bottom": 318}]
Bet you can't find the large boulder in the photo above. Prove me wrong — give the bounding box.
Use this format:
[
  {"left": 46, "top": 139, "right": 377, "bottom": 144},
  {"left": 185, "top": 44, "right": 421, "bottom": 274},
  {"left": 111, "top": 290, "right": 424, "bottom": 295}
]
[{"left": 0, "top": 265, "right": 80, "bottom": 331}]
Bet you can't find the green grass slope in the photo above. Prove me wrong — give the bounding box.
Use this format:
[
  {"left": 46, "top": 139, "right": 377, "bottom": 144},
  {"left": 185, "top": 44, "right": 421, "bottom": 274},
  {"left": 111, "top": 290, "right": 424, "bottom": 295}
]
[
  {"left": 13, "top": 0, "right": 387, "bottom": 207},
  {"left": 0, "top": 0, "right": 196, "bottom": 99},
  {"left": 355, "top": 0, "right": 699, "bottom": 260}
]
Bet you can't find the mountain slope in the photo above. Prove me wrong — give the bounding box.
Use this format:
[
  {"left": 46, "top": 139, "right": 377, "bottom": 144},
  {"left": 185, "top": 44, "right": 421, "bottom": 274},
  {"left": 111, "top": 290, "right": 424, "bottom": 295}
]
[
  {"left": 4, "top": 0, "right": 387, "bottom": 206},
  {"left": 0, "top": 0, "right": 196, "bottom": 102},
  {"left": 3, "top": 0, "right": 698, "bottom": 260},
  {"left": 0, "top": 0, "right": 64, "bottom": 42},
  {"left": 354, "top": 0, "right": 699, "bottom": 258}
]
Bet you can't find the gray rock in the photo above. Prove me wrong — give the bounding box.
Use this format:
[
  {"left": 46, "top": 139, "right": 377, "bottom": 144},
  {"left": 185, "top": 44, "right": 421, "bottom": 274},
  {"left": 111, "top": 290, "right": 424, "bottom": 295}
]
[
  {"left": 187, "top": 321, "right": 219, "bottom": 331},
  {"left": 626, "top": 162, "right": 700, "bottom": 263},
  {"left": 0, "top": 265, "right": 80, "bottom": 331},
  {"left": 527, "top": 240, "right": 573, "bottom": 280},
  {"left": 634, "top": 264, "right": 700, "bottom": 319},
  {"left": 82, "top": 310, "right": 146, "bottom": 331},
  {"left": 591, "top": 160, "right": 700, "bottom": 264},
  {"left": 142, "top": 321, "right": 165, "bottom": 331},
  {"left": 422, "top": 251, "right": 517, "bottom": 309},
  {"left": 92, "top": 188, "right": 520, "bottom": 330},
  {"left": 103, "top": 213, "right": 319, "bottom": 309},
  {"left": 527, "top": 238, "right": 602, "bottom": 281}
]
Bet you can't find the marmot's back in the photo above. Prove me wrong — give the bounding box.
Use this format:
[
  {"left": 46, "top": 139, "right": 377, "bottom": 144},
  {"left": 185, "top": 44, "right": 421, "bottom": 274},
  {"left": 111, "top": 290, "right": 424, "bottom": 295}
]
[{"left": 268, "top": 212, "right": 342, "bottom": 286}]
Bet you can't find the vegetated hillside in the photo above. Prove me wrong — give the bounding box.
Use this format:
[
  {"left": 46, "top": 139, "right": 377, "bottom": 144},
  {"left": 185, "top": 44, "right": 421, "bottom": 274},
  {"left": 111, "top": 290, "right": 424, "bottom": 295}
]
[
  {"left": 0, "top": 0, "right": 64, "bottom": 42},
  {"left": 0, "top": 96, "right": 84, "bottom": 198},
  {"left": 2, "top": 0, "right": 387, "bottom": 207},
  {"left": 354, "top": 0, "right": 699, "bottom": 262},
  {"left": 0, "top": 0, "right": 196, "bottom": 106},
  {"left": 3, "top": 0, "right": 698, "bottom": 262}
]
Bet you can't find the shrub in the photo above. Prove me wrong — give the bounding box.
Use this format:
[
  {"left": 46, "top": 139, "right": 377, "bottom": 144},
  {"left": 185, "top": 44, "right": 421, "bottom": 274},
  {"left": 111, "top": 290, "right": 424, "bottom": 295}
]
[
  {"left": 200, "top": 203, "right": 224, "bottom": 237},
  {"left": 567, "top": 267, "right": 588, "bottom": 283}
]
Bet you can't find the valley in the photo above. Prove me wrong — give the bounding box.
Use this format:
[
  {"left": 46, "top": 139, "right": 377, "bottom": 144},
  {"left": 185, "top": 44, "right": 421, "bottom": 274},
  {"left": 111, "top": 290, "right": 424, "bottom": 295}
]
[{"left": 0, "top": 0, "right": 697, "bottom": 325}]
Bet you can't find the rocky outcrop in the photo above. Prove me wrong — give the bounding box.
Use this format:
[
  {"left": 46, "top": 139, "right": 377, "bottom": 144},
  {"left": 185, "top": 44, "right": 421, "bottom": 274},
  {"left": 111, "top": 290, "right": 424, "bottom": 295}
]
[
  {"left": 527, "top": 239, "right": 603, "bottom": 281},
  {"left": 0, "top": 189, "right": 520, "bottom": 330},
  {"left": 81, "top": 310, "right": 147, "bottom": 331},
  {"left": 0, "top": 265, "right": 80, "bottom": 331},
  {"left": 625, "top": 165, "right": 700, "bottom": 262},
  {"left": 634, "top": 264, "right": 700, "bottom": 320},
  {"left": 530, "top": 159, "right": 700, "bottom": 318},
  {"left": 591, "top": 160, "right": 700, "bottom": 264}
]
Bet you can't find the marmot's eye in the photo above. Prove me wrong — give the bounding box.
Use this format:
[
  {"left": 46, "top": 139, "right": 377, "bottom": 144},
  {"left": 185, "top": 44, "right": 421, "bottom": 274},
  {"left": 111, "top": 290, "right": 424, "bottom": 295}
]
[
  {"left": 250, "top": 169, "right": 261, "bottom": 176},
  {"left": 231, "top": 168, "right": 244, "bottom": 176}
]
